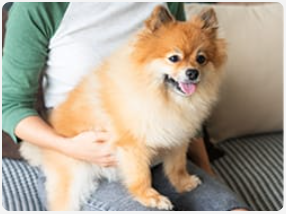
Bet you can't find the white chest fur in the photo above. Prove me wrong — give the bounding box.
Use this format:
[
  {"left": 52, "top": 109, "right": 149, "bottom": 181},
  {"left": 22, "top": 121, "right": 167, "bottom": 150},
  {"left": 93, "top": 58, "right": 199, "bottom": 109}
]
[{"left": 129, "top": 94, "right": 209, "bottom": 149}]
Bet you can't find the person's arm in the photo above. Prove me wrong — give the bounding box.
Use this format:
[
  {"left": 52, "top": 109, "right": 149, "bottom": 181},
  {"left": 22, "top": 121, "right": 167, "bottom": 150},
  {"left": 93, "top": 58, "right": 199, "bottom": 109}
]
[
  {"left": 15, "top": 116, "right": 116, "bottom": 166},
  {"left": 2, "top": 2, "right": 68, "bottom": 143},
  {"left": 2, "top": 3, "right": 116, "bottom": 166}
]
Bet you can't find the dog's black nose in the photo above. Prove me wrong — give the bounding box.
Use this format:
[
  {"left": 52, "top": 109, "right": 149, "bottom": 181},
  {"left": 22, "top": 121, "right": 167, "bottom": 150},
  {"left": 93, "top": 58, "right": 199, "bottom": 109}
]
[{"left": 186, "top": 69, "right": 199, "bottom": 81}]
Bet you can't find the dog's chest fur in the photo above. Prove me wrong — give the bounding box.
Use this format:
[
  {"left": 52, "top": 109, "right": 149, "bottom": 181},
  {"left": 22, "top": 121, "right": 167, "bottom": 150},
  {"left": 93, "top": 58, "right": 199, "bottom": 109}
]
[{"left": 104, "top": 87, "right": 210, "bottom": 149}]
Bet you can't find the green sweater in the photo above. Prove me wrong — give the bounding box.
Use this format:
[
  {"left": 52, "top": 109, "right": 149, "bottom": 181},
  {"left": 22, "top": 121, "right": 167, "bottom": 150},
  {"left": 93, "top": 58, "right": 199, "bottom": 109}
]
[{"left": 2, "top": 2, "right": 185, "bottom": 142}]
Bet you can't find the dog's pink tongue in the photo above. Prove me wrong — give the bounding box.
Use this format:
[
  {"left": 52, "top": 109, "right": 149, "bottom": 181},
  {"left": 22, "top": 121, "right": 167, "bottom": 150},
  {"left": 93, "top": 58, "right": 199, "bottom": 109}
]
[{"left": 179, "top": 82, "right": 196, "bottom": 95}]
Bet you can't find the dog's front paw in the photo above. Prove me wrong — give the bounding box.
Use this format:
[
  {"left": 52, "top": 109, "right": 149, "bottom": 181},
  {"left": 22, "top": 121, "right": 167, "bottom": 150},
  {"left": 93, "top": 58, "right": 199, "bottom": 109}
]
[
  {"left": 175, "top": 175, "right": 202, "bottom": 193},
  {"left": 135, "top": 188, "right": 173, "bottom": 210}
]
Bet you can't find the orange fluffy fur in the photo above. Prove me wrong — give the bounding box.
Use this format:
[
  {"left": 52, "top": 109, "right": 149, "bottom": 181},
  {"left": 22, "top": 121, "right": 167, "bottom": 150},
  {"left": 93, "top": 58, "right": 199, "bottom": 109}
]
[{"left": 20, "top": 6, "right": 227, "bottom": 211}]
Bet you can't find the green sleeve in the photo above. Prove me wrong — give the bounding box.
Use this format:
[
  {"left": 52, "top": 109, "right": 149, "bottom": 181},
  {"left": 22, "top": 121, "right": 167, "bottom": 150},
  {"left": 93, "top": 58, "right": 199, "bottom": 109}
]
[
  {"left": 167, "top": 2, "right": 186, "bottom": 21},
  {"left": 2, "top": 2, "right": 69, "bottom": 143}
]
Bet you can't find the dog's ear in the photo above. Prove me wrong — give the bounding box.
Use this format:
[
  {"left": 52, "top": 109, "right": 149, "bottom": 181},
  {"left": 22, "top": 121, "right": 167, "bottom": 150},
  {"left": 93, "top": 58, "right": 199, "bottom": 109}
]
[
  {"left": 145, "top": 6, "right": 175, "bottom": 32},
  {"left": 191, "top": 8, "right": 218, "bottom": 37},
  {"left": 199, "top": 8, "right": 218, "bottom": 30}
]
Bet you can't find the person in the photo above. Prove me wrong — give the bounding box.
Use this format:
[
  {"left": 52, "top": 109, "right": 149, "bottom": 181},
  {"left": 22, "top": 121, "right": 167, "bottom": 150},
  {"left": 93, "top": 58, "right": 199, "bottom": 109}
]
[{"left": 2, "top": 2, "right": 249, "bottom": 211}]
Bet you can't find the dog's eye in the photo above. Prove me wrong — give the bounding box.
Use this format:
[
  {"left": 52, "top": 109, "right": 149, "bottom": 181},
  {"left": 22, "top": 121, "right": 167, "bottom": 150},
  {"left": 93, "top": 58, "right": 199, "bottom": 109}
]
[
  {"left": 168, "top": 55, "right": 180, "bottom": 63},
  {"left": 196, "top": 55, "right": 206, "bottom": 65}
]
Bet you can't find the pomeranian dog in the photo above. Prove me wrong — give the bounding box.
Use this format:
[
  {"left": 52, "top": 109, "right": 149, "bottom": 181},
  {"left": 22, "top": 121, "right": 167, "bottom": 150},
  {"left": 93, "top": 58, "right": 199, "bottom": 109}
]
[{"left": 20, "top": 6, "right": 227, "bottom": 211}]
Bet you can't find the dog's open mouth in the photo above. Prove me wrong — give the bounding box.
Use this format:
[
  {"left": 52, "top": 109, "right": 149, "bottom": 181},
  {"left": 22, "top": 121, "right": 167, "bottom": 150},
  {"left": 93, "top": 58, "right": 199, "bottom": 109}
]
[{"left": 164, "top": 75, "right": 197, "bottom": 96}]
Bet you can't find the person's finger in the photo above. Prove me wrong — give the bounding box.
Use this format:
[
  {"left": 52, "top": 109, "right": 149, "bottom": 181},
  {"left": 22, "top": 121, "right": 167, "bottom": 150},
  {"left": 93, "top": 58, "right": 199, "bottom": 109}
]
[
  {"left": 101, "top": 154, "right": 117, "bottom": 167},
  {"left": 94, "top": 127, "right": 108, "bottom": 132},
  {"left": 93, "top": 132, "right": 111, "bottom": 142},
  {"left": 98, "top": 160, "right": 117, "bottom": 167}
]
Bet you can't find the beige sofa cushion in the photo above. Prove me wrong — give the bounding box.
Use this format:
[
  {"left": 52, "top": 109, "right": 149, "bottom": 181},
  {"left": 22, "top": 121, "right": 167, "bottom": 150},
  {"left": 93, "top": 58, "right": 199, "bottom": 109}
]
[{"left": 185, "top": 3, "right": 283, "bottom": 143}]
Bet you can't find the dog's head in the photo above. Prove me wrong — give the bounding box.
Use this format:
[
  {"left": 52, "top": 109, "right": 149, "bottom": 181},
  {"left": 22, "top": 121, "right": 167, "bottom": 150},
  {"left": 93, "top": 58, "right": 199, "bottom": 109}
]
[{"left": 132, "top": 6, "right": 227, "bottom": 97}]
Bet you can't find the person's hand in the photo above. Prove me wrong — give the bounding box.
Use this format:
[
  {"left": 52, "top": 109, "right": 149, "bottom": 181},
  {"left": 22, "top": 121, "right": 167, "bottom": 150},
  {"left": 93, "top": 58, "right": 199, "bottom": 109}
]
[{"left": 61, "top": 130, "right": 117, "bottom": 167}]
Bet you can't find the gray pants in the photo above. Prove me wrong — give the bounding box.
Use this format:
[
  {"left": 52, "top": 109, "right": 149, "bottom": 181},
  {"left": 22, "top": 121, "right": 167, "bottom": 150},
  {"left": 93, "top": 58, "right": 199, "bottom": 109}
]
[{"left": 38, "top": 161, "right": 249, "bottom": 211}]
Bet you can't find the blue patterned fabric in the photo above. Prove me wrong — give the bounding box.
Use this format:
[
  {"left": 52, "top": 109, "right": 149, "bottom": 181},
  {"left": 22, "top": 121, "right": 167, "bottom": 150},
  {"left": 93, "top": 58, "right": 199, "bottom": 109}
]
[
  {"left": 2, "top": 159, "right": 44, "bottom": 211},
  {"left": 2, "top": 132, "right": 283, "bottom": 211},
  {"left": 212, "top": 132, "right": 283, "bottom": 211}
]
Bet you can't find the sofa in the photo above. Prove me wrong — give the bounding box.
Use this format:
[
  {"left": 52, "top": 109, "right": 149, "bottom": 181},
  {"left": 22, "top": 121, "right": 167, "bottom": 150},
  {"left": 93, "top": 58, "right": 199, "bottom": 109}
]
[
  {"left": 2, "top": 3, "right": 283, "bottom": 211},
  {"left": 185, "top": 3, "right": 283, "bottom": 211}
]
